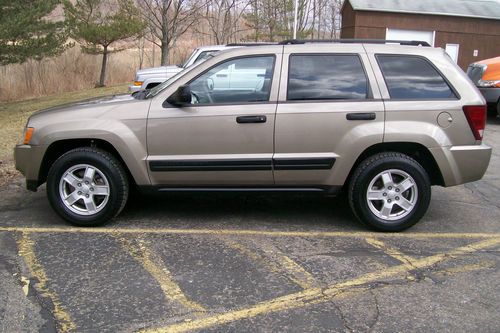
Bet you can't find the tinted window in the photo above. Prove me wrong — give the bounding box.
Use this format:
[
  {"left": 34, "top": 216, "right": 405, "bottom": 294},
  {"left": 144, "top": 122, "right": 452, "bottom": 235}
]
[
  {"left": 377, "top": 55, "right": 456, "bottom": 99},
  {"left": 287, "top": 54, "right": 368, "bottom": 100},
  {"left": 189, "top": 56, "right": 274, "bottom": 104}
]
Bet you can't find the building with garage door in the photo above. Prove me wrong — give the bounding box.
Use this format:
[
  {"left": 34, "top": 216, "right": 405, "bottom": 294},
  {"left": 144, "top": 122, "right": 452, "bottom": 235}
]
[{"left": 341, "top": 0, "right": 500, "bottom": 70}]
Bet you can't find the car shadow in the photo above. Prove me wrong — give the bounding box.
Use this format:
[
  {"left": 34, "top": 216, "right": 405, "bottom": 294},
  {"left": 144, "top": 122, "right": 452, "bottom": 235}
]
[
  {"left": 487, "top": 112, "right": 500, "bottom": 125},
  {"left": 117, "top": 191, "right": 363, "bottom": 231}
]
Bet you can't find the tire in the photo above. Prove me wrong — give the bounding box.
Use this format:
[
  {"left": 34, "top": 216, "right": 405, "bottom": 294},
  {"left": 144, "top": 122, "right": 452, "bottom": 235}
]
[
  {"left": 47, "top": 147, "right": 129, "bottom": 227},
  {"left": 348, "top": 152, "right": 431, "bottom": 232}
]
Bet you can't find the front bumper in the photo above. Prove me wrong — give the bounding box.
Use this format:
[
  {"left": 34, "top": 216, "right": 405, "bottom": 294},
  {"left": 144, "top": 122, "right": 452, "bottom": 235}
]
[
  {"left": 478, "top": 87, "right": 500, "bottom": 104},
  {"left": 14, "top": 144, "right": 46, "bottom": 191},
  {"left": 430, "top": 144, "right": 492, "bottom": 187},
  {"left": 128, "top": 85, "right": 143, "bottom": 93}
]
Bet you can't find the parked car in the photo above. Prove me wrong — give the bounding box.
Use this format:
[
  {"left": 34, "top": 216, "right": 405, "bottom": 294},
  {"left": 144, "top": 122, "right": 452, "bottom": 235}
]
[
  {"left": 467, "top": 56, "right": 500, "bottom": 116},
  {"left": 129, "top": 45, "right": 232, "bottom": 93},
  {"left": 15, "top": 40, "right": 491, "bottom": 231}
]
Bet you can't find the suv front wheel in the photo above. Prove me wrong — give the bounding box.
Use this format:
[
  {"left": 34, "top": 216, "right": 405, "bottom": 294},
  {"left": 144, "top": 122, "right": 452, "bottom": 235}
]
[
  {"left": 348, "top": 152, "right": 431, "bottom": 231},
  {"left": 47, "top": 147, "right": 129, "bottom": 226}
]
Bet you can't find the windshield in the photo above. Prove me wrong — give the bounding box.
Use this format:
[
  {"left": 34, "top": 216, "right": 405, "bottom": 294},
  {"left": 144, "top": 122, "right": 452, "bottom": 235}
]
[
  {"left": 146, "top": 55, "right": 213, "bottom": 98},
  {"left": 180, "top": 48, "right": 198, "bottom": 68}
]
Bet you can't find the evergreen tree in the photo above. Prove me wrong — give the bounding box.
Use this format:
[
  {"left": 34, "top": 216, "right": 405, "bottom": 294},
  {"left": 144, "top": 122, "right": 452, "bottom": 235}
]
[
  {"left": 64, "top": 0, "right": 145, "bottom": 87},
  {"left": 0, "top": 0, "right": 67, "bottom": 65}
]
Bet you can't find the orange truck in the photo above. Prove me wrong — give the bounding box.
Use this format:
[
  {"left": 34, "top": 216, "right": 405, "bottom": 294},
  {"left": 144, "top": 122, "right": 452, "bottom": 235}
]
[{"left": 467, "top": 56, "right": 500, "bottom": 116}]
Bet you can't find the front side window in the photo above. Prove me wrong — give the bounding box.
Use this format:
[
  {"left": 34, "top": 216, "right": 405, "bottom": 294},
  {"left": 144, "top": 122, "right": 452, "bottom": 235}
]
[
  {"left": 189, "top": 56, "right": 275, "bottom": 104},
  {"left": 377, "top": 55, "right": 457, "bottom": 99},
  {"left": 287, "top": 54, "right": 368, "bottom": 101}
]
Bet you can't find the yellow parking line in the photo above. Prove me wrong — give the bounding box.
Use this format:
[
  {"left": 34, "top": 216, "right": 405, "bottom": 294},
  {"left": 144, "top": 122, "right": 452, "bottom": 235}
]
[
  {"left": 224, "top": 240, "right": 280, "bottom": 274},
  {"left": 16, "top": 232, "right": 77, "bottom": 333},
  {"left": 364, "top": 237, "right": 417, "bottom": 267},
  {"left": 259, "top": 244, "right": 316, "bottom": 290},
  {"left": 225, "top": 240, "right": 316, "bottom": 289},
  {"left": 140, "top": 237, "right": 500, "bottom": 333},
  {"left": 434, "top": 260, "right": 496, "bottom": 276},
  {"left": 117, "top": 236, "right": 206, "bottom": 313},
  {"left": 1, "top": 226, "right": 499, "bottom": 239}
]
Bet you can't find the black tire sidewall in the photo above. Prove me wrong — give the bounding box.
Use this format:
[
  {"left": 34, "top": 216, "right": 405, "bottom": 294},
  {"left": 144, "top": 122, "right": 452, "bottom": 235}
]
[
  {"left": 47, "top": 149, "right": 127, "bottom": 226},
  {"left": 350, "top": 154, "right": 431, "bottom": 231}
]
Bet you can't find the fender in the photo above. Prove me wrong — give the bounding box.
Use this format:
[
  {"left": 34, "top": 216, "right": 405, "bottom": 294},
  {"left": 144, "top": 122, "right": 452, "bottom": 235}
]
[{"left": 27, "top": 98, "right": 151, "bottom": 186}]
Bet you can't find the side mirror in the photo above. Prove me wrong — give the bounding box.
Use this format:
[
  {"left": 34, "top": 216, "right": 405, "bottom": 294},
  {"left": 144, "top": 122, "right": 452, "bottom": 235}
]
[{"left": 166, "top": 85, "right": 191, "bottom": 107}]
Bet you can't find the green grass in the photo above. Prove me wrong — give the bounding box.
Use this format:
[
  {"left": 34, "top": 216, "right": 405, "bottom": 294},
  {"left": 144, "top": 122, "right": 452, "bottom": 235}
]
[{"left": 0, "top": 84, "right": 129, "bottom": 184}]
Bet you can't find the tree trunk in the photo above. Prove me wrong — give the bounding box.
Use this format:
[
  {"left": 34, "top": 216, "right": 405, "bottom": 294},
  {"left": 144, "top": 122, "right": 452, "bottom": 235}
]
[
  {"left": 98, "top": 46, "right": 108, "bottom": 87},
  {"left": 312, "top": 0, "right": 316, "bottom": 39},
  {"left": 160, "top": 41, "right": 169, "bottom": 65},
  {"left": 160, "top": 1, "right": 169, "bottom": 66}
]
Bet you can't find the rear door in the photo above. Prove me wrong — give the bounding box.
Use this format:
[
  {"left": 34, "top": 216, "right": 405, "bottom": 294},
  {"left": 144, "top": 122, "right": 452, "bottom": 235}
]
[{"left": 273, "top": 44, "right": 385, "bottom": 187}]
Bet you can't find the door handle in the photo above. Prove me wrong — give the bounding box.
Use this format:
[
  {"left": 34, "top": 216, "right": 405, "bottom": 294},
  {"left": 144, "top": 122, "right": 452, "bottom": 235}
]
[
  {"left": 236, "top": 115, "right": 267, "bottom": 123},
  {"left": 216, "top": 74, "right": 228, "bottom": 78},
  {"left": 346, "top": 112, "right": 376, "bottom": 121}
]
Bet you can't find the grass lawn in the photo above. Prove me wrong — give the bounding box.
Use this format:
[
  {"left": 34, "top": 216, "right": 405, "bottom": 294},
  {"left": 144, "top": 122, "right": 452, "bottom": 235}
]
[{"left": 0, "top": 84, "right": 129, "bottom": 185}]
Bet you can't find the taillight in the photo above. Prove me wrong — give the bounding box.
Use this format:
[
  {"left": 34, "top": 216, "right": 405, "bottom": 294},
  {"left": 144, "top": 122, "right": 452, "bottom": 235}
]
[{"left": 463, "top": 105, "right": 486, "bottom": 140}]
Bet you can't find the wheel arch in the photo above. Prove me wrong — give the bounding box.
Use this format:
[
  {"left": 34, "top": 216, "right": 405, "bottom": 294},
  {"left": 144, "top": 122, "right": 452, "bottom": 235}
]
[
  {"left": 344, "top": 142, "right": 445, "bottom": 188},
  {"left": 38, "top": 138, "right": 138, "bottom": 188}
]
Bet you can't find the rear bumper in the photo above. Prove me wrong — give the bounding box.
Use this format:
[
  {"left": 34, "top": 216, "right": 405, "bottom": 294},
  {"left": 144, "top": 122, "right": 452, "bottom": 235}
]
[
  {"left": 478, "top": 87, "right": 500, "bottom": 104},
  {"left": 14, "top": 144, "right": 46, "bottom": 191},
  {"left": 430, "top": 144, "right": 492, "bottom": 187}
]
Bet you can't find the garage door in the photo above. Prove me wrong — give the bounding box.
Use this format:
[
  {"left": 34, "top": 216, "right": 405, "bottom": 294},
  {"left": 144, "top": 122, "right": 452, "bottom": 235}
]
[{"left": 386, "top": 28, "right": 435, "bottom": 46}]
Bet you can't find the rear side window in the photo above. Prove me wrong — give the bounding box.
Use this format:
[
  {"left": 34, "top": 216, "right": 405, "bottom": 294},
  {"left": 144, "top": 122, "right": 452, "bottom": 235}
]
[
  {"left": 287, "top": 54, "right": 368, "bottom": 100},
  {"left": 376, "top": 55, "right": 457, "bottom": 99}
]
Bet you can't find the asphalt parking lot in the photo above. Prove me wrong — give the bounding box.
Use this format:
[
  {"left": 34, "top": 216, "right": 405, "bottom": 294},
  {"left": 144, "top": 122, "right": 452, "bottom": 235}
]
[{"left": 1, "top": 116, "right": 499, "bottom": 333}]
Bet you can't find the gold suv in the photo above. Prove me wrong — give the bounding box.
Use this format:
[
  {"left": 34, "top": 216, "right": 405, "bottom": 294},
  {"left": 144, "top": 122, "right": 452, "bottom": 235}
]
[{"left": 14, "top": 40, "right": 492, "bottom": 231}]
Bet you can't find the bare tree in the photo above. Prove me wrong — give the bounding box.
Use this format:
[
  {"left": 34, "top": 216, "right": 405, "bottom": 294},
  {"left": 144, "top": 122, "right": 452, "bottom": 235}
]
[
  {"left": 245, "top": 0, "right": 313, "bottom": 41},
  {"left": 137, "top": 0, "right": 207, "bottom": 65},
  {"left": 324, "top": 0, "right": 343, "bottom": 39},
  {"left": 200, "top": 0, "right": 250, "bottom": 44}
]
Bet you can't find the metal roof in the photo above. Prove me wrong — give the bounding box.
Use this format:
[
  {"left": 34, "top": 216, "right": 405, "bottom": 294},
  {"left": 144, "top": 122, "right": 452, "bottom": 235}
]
[{"left": 347, "top": 0, "right": 500, "bottom": 20}]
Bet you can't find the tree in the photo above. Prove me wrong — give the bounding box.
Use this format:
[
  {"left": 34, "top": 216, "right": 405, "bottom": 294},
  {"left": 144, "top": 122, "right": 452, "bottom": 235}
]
[
  {"left": 200, "top": 0, "right": 249, "bottom": 45},
  {"left": 244, "top": 0, "right": 312, "bottom": 42},
  {"left": 0, "top": 0, "right": 67, "bottom": 65},
  {"left": 323, "top": 0, "right": 343, "bottom": 38},
  {"left": 137, "top": 0, "right": 207, "bottom": 66},
  {"left": 64, "top": 0, "right": 145, "bottom": 87}
]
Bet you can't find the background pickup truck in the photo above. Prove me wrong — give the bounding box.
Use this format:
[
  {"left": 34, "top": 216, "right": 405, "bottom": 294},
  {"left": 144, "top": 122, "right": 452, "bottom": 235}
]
[
  {"left": 467, "top": 56, "right": 500, "bottom": 116},
  {"left": 129, "top": 45, "right": 232, "bottom": 92}
]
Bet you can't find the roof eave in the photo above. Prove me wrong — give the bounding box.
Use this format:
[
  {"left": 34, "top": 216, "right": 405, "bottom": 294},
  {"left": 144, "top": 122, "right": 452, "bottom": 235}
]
[{"left": 353, "top": 7, "right": 500, "bottom": 21}]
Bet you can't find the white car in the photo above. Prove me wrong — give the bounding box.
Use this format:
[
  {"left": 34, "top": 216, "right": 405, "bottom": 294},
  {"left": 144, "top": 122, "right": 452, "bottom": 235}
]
[{"left": 129, "top": 45, "right": 232, "bottom": 93}]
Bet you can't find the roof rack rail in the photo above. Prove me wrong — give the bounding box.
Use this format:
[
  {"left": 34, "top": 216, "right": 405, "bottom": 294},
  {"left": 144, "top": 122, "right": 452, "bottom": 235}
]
[
  {"left": 278, "top": 39, "right": 430, "bottom": 46},
  {"left": 226, "top": 42, "right": 277, "bottom": 47}
]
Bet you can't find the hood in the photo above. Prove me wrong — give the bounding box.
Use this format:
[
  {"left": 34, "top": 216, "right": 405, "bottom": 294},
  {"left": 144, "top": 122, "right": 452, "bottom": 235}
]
[
  {"left": 27, "top": 94, "right": 150, "bottom": 131},
  {"left": 136, "top": 65, "right": 182, "bottom": 76},
  {"left": 32, "top": 94, "right": 137, "bottom": 117},
  {"left": 477, "top": 56, "right": 500, "bottom": 81}
]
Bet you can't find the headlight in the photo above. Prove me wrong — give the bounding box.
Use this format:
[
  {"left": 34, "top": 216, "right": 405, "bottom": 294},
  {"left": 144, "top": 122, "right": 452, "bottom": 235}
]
[
  {"left": 22, "top": 127, "right": 35, "bottom": 145},
  {"left": 133, "top": 81, "right": 143, "bottom": 86},
  {"left": 477, "top": 79, "right": 500, "bottom": 88}
]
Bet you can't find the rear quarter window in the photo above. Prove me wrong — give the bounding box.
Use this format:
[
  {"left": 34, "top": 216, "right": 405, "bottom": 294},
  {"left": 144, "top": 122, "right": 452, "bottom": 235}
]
[
  {"left": 376, "top": 55, "right": 457, "bottom": 100},
  {"left": 287, "top": 54, "right": 369, "bottom": 101}
]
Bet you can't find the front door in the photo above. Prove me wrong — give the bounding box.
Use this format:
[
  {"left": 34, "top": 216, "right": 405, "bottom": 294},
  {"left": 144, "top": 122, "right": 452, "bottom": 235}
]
[{"left": 146, "top": 52, "right": 282, "bottom": 186}]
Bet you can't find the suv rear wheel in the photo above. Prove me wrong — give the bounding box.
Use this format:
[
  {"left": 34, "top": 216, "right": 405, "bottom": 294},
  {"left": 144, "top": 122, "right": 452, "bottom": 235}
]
[
  {"left": 47, "top": 147, "right": 129, "bottom": 226},
  {"left": 348, "top": 152, "right": 431, "bottom": 231}
]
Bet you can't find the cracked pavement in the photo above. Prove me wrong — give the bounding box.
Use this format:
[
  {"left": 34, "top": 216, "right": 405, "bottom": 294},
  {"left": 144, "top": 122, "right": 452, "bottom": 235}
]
[{"left": 0, "top": 116, "right": 499, "bottom": 332}]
